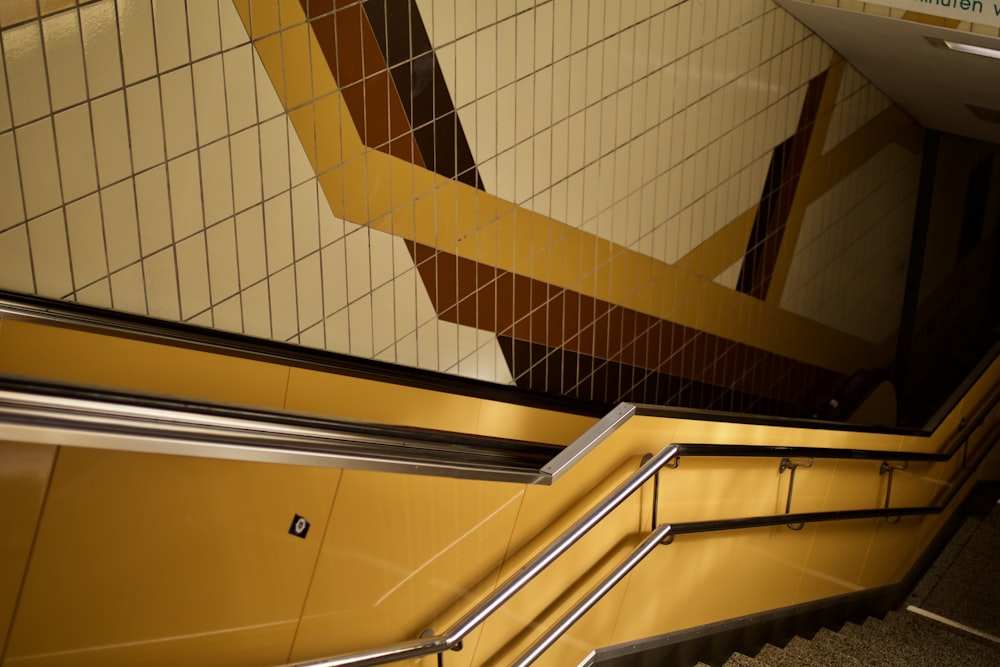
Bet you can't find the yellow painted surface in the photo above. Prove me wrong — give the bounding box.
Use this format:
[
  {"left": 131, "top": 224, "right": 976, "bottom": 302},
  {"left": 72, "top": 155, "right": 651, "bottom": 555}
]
[
  {"left": 0, "top": 442, "right": 56, "bottom": 659},
  {"left": 0, "top": 319, "right": 291, "bottom": 409},
  {"left": 289, "top": 470, "right": 525, "bottom": 662},
  {"left": 4, "top": 448, "right": 342, "bottom": 667},
  {"left": 0, "top": 313, "right": 997, "bottom": 664}
]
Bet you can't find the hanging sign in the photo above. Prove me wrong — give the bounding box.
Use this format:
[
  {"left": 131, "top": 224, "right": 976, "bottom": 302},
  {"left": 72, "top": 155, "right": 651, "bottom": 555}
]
[{"left": 860, "top": 0, "right": 1000, "bottom": 29}]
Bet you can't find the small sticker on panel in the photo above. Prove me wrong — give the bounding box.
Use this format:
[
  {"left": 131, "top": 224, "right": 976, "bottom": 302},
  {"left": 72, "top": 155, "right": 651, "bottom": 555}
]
[{"left": 289, "top": 514, "right": 310, "bottom": 538}]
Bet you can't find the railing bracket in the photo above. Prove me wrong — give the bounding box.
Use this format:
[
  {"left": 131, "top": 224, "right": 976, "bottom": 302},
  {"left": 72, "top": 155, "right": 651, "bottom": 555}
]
[
  {"left": 880, "top": 460, "right": 908, "bottom": 512},
  {"left": 779, "top": 457, "right": 813, "bottom": 518},
  {"left": 666, "top": 457, "right": 680, "bottom": 469}
]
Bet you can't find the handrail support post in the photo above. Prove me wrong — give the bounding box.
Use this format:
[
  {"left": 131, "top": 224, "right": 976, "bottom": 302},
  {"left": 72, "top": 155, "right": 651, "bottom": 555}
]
[
  {"left": 880, "top": 460, "right": 908, "bottom": 522},
  {"left": 779, "top": 457, "right": 813, "bottom": 529}
]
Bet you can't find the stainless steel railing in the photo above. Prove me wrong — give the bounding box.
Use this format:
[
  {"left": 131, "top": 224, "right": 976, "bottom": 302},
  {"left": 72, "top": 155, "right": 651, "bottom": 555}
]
[{"left": 284, "top": 445, "right": 680, "bottom": 667}]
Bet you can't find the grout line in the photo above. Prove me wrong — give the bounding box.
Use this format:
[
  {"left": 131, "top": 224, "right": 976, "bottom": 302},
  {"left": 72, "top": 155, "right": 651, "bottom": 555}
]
[{"left": 906, "top": 605, "right": 1000, "bottom": 646}]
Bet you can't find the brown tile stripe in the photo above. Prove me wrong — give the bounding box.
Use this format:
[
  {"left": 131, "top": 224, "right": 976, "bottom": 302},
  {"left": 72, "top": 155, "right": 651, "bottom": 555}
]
[
  {"left": 300, "top": 0, "right": 483, "bottom": 189},
  {"left": 738, "top": 71, "right": 828, "bottom": 300},
  {"left": 499, "top": 335, "right": 798, "bottom": 414},
  {"left": 362, "top": 0, "right": 484, "bottom": 189},
  {"left": 408, "top": 241, "right": 844, "bottom": 406},
  {"left": 299, "top": 0, "right": 425, "bottom": 167}
]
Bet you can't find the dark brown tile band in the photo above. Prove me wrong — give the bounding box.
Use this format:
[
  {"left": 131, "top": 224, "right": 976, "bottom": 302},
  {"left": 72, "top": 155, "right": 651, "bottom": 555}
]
[
  {"left": 362, "top": 0, "right": 484, "bottom": 188},
  {"left": 738, "top": 70, "right": 828, "bottom": 299},
  {"left": 408, "top": 241, "right": 844, "bottom": 409},
  {"left": 303, "top": 1, "right": 425, "bottom": 166}
]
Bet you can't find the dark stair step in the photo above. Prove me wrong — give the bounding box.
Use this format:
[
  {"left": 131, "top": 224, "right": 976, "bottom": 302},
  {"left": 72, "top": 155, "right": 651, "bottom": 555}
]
[
  {"left": 801, "top": 627, "right": 868, "bottom": 666},
  {"left": 721, "top": 652, "right": 768, "bottom": 666},
  {"left": 833, "top": 619, "right": 913, "bottom": 667}
]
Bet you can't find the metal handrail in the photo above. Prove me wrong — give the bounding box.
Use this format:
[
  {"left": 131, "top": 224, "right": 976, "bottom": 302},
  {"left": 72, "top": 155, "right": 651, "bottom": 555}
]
[
  {"left": 511, "top": 524, "right": 674, "bottom": 667},
  {"left": 0, "top": 375, "right": 561, "bottom": 484},
  {"left": 505, "top": 417, "right": 1000, "bottom": 666},
  {"left": 283, "top": 445, "right": 679, "bottom": 667}
]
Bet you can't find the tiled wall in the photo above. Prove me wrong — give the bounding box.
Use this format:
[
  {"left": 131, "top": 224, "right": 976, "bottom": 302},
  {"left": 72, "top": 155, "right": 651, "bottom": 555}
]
[{"left": 0, "top": 1, "right": 940, "bottom": 418}]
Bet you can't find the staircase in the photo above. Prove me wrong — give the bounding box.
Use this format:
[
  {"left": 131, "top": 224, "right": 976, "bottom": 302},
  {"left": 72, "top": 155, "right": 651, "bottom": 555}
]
[
  {"left": 702, "top": 610, "right": 1000, "bottom": 666},
  {"left": 701, "top": 501, "right": 1000, "bottom": 667}
]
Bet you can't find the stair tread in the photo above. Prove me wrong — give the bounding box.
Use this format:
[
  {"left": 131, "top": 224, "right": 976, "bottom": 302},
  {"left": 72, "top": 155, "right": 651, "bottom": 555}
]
[{"left": 723, "top": 651, "right": 768, "bottom": 666}]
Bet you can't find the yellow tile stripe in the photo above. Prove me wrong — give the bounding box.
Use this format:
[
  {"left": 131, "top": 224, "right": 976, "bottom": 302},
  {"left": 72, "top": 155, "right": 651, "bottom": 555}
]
[
  {"left": 766, "top": 59, "right": 924, "bottom": 311},
  {"left": 674, "top": 205, "right": 758, "bottom": 280},
  {"left": 238, "top": 4, "right": 882, "bottom": 373}
]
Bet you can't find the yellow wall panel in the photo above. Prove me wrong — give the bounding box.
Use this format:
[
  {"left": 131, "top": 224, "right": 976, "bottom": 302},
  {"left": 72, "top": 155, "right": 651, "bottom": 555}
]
[
  {"left": 5, "top": 448, "right": 341, "bottom": 666},
  {"left": 795, "top": 520, "right": 872, "bottom": 601},
  {"left": 859, "top": 515, "right": 925, "bottom": 589},
  {"left": 0, "top": 319, "right": 290, "bottom": 409},
  {"left": 284, "top": 366, "right": 483, "bottom": 433},
  {"left": 0, "top": 442, "right": 56, "bottom": 659},
  {"left": 289, "top": 469, "right": 524, "bottom": 662},
  {"left": 474, "top": 400, "right": 592, "bottom": 446}
]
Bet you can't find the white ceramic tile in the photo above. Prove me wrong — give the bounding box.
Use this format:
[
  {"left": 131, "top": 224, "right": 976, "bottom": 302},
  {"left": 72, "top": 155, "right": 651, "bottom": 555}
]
[
  {"left": 223, "top": 45, "right": 256, "bottom": 132},
  {"left": 291, "top": 181, "right": 319, "bottom": 260},
  {"left": 206, "top": 218, "right": 239, "bottom": 302},
  {"left": 259, "top": 116, "right": 290, "bottom": 200},
  {"left": 299, "top": 321, "right": 324, "bottom": 349},
  {"left": 295, "top": 252, "right": 322, "bottom": 332},
  {"left": 0, "top": 45, "right": 10, "bottom": 132},
  {"left": 80, "top": 0, "right": 123, "bottom": 97},
  {"left": 176, "top": 232, "right": 211, "bottom": 319},
  {"left": 64, "top": 194, "right": 108, "bottom": 288},
  {"left": 126, "top": 79, "right": 165, "bottom": 171},
  {"left": 240, "top": 279, "right": 271, "bottom": 338},
  {"left": 42, "top": 10, "right": 88, "bottom": 111},
  {"left": 134, "top": 165, "right": 173, "bottom": 255},
  {"left": 91, "top": 91, "right": 132, "bottom": 187},
  {"left": 187, "top": 0, "right": 221, "bottom": 60},
  {"left": 143, "top": 246, "right": 180, "bottom": 320},
  {"left": 152, "top": 0, "right": 190, "bottom": 72},
  {"left": 167, "top": 151, "right": 204, "bottom": 239},
  {"left": 0, "top": 225, "right": 34, "bottom": 293},
  {"left": 344, "top": 228, "right": 372, "bottom": 303},
  {"left": 27, "top": 209, "right": 72, "bottom": 297},
  {"left": 235, "top": 205, "right": 267, "bottom": 289},
  {"left": 3, "top": 22, "right": 50, "bottom": 126},
  {"left": 160, "top": 66, "right": 196, "bottom": 159},
  {"left": 16, "top": 118, "right": 61, "bottom": 219},
  {"left": 100, "top": 178, "right": 141, "bottom": 271},
  {"left": 268, "top": 265, "right": 297, "bottom": 340},
  {"left": 219, "top": 0, "right": 250, "bottom": 50},
  {"left": 117, "top": 0, "right": 157, "bottom": 84},
  {"left": 288, "top": 119, "right": 314, "bottom": 186},
  {"left": 53, "top": 105, "right": 98, "bottom": 203},
  {"left": 109, "top": 262, "right": 146, "bottom": 314},
  {"left": 199, "top": 138, "right": 233, "bottom": 225},
  {"left": 370, "top": 282, "right": 395, "bottom": 355},
  {"left": 324, "top": 309, "right": 350, "bottom": 354},
  {"left": 0, "top": 132, "right": 26, "bottom": 231},
  {"left": 321, "top": 240, "right": 347, "bottom": 316},
  {"left": 348, "top": 295, "right": 374, "bottom": 357},
  {"left": 230, "top": 126, "right": 262, "bottom": 213},
  {"left": 192, "top": 55, "right": 228, "bottom": 144},
  {"left": 368, "top": 229, "right": 395, "bottom": 289},
  {"left": 263, "top": 192, "right": 293, "bottom": 273},
  {"left": 212, "top": 293, "right": 243, "bottom": 333},
  {"left": 252, "top": 45, "right": 283, "bottom": 122},
  {"left": 76, "top": 278, "right": 112, "bottom": 308}
]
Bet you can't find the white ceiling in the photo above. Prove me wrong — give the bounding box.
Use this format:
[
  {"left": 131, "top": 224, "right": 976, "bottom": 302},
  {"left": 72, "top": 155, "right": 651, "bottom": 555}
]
[{"left": 776, "top": 0, "right": 1000, "bottom": 145}]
